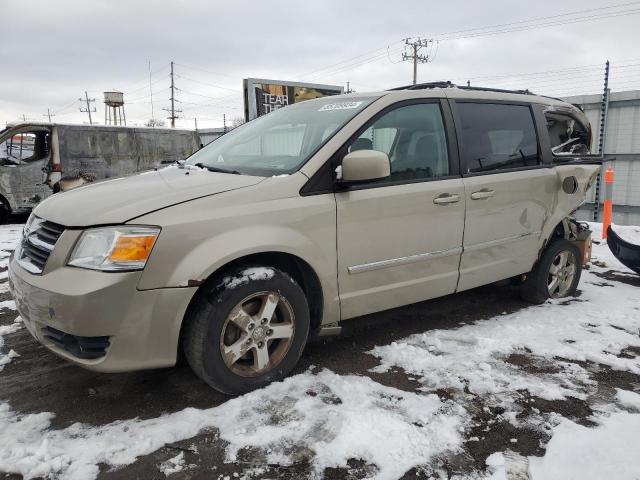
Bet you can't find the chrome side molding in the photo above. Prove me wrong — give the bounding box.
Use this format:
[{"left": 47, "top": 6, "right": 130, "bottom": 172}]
[{"left": 348, "top": 247, "right": 463, "bottom": 274}]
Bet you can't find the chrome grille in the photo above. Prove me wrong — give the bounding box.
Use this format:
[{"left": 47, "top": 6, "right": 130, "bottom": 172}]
[{"left": 17, "top": 218, "right": 65, "bottom": 274}]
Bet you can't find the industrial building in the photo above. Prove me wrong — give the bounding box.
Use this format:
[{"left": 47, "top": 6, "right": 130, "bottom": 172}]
[
  {"left": 565, "top": 90, "right": 640, "bottom": 226},
  {"left": 197, "top": 127, "right": 227, "bottom": 146}
]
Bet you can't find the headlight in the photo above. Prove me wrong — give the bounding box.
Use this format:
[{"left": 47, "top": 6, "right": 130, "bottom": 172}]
[{"left": 68, "top": 226, "right": 160, "bottom": 271}]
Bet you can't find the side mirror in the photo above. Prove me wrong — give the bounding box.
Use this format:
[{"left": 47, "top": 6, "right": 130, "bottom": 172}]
[{"left": 340, "top": 150, "right": 390, "bottom": 184}]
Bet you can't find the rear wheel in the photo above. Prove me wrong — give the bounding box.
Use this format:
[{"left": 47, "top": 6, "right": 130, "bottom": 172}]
[
  {"left": 520, "top": 239, "right": 582, "bottom": 304},
  {"left": 183, "top": 266, "right": 310, "bottom": 394}
]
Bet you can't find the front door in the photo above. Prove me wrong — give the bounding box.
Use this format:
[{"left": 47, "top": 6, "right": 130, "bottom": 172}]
[
  {"left": 452, "top": 101, "right": 557, "bottom": 291},
  {"left": 335, "top": 100, "right": 465, "bottom": 319}
]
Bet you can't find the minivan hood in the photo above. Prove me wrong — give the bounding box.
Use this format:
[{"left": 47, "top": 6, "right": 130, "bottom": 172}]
[{"left": 34, "top": 166, "right": 264, "bottom": 227}]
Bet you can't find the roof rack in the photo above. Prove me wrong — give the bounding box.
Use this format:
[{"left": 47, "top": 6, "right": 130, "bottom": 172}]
[
  {"left": 458, "top": 85, "right": 533, "bottom": 95},
  {"left": 387, "top": 81, "right": 535, "bottom": 96},
  {"left": 388, "top": 81, "right": 455, "bottom": 91}
]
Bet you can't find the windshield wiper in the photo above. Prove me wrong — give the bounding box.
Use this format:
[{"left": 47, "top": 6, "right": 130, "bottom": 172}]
[{"left": 193, "top": 162, "right": 240, "bottom": 174}]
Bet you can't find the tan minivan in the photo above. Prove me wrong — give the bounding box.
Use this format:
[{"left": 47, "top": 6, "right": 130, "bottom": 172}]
[{"left": 8, "top": 84, "right": 601, "bottom": 394}]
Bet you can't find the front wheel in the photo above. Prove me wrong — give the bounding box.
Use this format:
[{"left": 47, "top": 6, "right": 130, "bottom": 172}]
[
  {"left": 182, "top": 266, "right": 310, "bottom": 394},
  {"left": 520, "top": 239, "right": 582, "bottom": 304}
]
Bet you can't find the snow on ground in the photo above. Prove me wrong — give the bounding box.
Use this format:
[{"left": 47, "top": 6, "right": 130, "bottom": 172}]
[
  {"left": 0, "top": 370, "right": 465, "bottom": 480},
  {"left": 372, "top": 222, "right": 640, "bottom": 479},
  {"left": 528, "top": 412, "right": 640, "bottom": 480},
  {"left": 372, "top": 225, "right": 640, "bottom": 403},
  {"left": 158, "top": 452, "right": 186, "bottom": 476},
  {"left": 0, "top": 225, "right": 22, "bottom": 370},
  {"left": 0, "top": 222, "right": 639, "bottom": 479}
]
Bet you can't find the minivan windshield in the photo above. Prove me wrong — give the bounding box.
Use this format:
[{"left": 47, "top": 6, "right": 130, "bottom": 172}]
[{"left": 185, "top": 96, "right": 377, "bottom": 176}]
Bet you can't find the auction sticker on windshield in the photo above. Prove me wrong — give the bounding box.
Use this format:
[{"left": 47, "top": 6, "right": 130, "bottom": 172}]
[{"left": 318, "top": 101, "right": 363, "bottom": 111}]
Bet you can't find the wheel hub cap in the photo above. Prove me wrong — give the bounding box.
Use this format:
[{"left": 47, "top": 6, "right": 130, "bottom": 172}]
[
  {"left": 252, "top": 325, "right": 268, "bottom": 342},
  {"left": 220, "top": 291, "right": 295, "bottom": 377}
]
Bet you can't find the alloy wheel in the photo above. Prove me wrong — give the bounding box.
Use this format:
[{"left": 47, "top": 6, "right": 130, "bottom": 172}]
[
  {"left": 219, "top": 291, "right": 295, "bottom": 377},
  {"left": 547, "top": 250, "right": 577, "bottom": 298}
]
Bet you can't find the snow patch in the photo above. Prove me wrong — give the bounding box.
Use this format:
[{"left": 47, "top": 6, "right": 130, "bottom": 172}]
[
  {"left": 0, "top": 299, "right": 16, "bottom": 310},
  {"left": 529, "top": 412, "right": 640, "bottom": 480},
  {"left": 0, "top": 318, "right": 22, "bottom": 370},
  {"left": 220, "top": 267, "right": 275, "bottom": 289},
  {"left": 158, "top": 451, "right": 186, "bottom": 476},
  {"left": 616, "top": 389, "right": 640, "bottom": 411}
]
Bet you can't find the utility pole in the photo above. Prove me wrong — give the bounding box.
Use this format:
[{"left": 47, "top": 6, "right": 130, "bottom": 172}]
[
  {"left": 170, "top": 61, "right": 175, "bottom": 127},
  {"left": 346, "top": 81, "right": 352, "bottom": 94},
  {"left": 593, "top": 60, "right": 611, "bottom": 222},
  {"left": 194, "top": 118, "right": 198, "bottom": 131},
  {"left": 149, "top": 60, "right": 155, "bottom": 125},
  {"left": 401, "top": 38, "right": 435, "bottom": 85},
  {"left": 79, "top": 91, "right": 96, "bottom": 124},
  {"left": 223, "top": 113, "right": 227, "bottom": 133},
  {"left": 163, "top": 61, "right": 181, "bottom": 128},
  {"left": 43, "top": 108, "right": 55, "bottom": 123}
]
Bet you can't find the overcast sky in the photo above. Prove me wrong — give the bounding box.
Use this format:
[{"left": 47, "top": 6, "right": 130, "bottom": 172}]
[{"left": 2, "top": 0, "right": 639, "bottom": 128}]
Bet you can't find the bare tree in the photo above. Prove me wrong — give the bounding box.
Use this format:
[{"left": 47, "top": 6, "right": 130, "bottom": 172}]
[
  {"left": 231, "top": 117, "right": 245, "bottom": 128},
  {"left": 145, "top": 119, "right": 166, "bottom": 128}
]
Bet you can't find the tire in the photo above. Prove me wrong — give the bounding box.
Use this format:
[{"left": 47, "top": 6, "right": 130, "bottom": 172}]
[
  {"left": 182, "top": 265, "right": 310, "bottom": 394},
  {"left": 520, "top": 239, "right": 582, "bottom": 304}
]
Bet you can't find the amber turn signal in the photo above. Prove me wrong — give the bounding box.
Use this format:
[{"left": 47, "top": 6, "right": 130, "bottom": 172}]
[{"left": 109, "top": 235, "right": 157, "bottom": 262}]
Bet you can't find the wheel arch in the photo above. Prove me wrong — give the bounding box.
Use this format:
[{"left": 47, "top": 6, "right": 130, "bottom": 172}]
[
  {"left": 178, "top": 250, "right": 324, "bottom": 356},
  {"left": 538, "top": 217, "right": 573, "bottom": 258}
]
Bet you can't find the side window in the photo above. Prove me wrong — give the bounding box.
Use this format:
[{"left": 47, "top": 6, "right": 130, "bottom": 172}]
[
  {"left": 545, "top": 112, "right": 591, "bottom": 155},
  {"left": 457, "top": 103, "right": 539, "bottom": 174},
  {"left": 346, "top": 103, "right": 449, "bottom": 182},
  {"left": 0, "top": 131, "right": 50, "bottom": 165}
]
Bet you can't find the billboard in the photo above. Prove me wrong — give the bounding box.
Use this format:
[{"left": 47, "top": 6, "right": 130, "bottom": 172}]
[{"left": 243, "top": 78, "right": 344, "bottom": 121}]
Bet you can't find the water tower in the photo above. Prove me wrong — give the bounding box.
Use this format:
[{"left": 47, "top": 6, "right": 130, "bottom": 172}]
[{"left": 104, "top": 91, "right": 126, "bottom": 126}]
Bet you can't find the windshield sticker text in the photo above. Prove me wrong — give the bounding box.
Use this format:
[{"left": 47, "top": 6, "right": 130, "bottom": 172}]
[{"left": 318, "top": 101, "right": 363, "bottom": 112}]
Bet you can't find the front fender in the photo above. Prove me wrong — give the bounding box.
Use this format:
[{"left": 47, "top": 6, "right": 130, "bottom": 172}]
[
  {"left": 161, "top": 224, "right": 329, "bottom": 288},
  {"left": 135, "top": 187, "right": 340, "bottom": 325}
]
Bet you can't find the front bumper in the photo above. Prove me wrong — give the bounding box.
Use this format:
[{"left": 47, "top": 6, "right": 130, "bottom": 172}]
[{"left": 8, "top": 253, "right": 197, "bottom": 372}]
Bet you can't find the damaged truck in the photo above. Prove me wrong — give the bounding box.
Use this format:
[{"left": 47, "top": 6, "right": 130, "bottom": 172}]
[{"left": 0, "top": 122, "right": 200, "bottom": 222}]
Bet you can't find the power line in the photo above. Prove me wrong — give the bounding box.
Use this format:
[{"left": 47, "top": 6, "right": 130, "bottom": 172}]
[
  {"left": 297, "top": 39, "right": 405, "bottom": 79},
  {"left": 120, "top": 64, "right": 170, "bottom": 95},
  {"left": 297, "top": 2, "right": 640, "bottom": 82},
  {"left": 177, "top": 88, "right": 240, "bottom": 101},
  {"left": 52, "top": 98, "right": 79, "bottom": 116},
  {"left": 173, "top": 62, "right": 238, "bottom": 80},
  {"left": 176, "top": 74, "right": 241, "bottom": 92},
  {"left": 437, "top": 9, "right": 640, "bottom": 40},
  {"left": 428, "top": 1, "right": 640, "bottom": 39},
  {"left": 124, "top": 75, "right": 167, "bottom": 96}
]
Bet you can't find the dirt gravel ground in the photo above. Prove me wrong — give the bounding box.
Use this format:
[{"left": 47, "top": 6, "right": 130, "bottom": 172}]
[{"left": 1, "top": 218, "right": 639, "bottom": 479}]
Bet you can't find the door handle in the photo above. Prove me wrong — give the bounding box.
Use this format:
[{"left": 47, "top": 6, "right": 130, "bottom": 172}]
[
  {"left": 433, "top": 193, "right": 460, "bottom": 205},
  {"left": 470, "top": 189, "right": 495, "bottom": 200}
]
